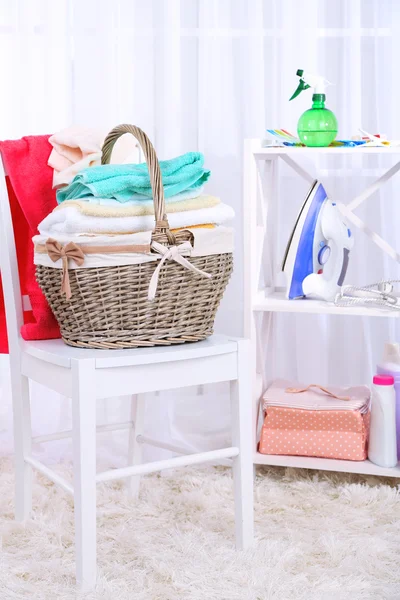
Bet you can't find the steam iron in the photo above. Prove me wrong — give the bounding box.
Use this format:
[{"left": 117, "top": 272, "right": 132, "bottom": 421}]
[{"left": 282, "top": 180, "right": 354, "bottom": 301}]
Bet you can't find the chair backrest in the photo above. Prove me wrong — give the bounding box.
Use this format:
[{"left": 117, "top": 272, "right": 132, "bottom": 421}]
[{"left": 0, "top": 156, "right": 24, "bottom": 358}]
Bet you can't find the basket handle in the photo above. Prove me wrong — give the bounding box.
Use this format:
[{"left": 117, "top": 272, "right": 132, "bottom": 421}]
[{"left": 101, "top": 124, "right": 176, "bottom": 245}]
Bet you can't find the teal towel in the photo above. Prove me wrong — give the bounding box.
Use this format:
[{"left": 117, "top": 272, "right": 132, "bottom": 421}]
[{"left": 57, "top": 152, "right": 210, "bottom": 204}]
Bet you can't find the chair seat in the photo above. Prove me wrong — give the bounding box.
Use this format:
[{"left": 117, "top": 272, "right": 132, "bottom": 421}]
[{"left": 20, "top": 334, "right": 238, "bottom": 369}]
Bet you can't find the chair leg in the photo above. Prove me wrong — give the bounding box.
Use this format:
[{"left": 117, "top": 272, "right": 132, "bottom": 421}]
[
  {"left": 230, "top": 340, "right": 254, "bottom": 550},
  {"left": 12, "top": 374, "right": 32, "bottom": 522},
  {"left": 127, "top": 394, "right": 146, "bottom": 498},
  {"left": 71, "top": 360, "right": 97, "bottom": 590}
]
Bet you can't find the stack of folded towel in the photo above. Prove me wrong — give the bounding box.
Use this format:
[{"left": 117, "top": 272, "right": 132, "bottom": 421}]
[
  {"left": 39, "top": 151, "right": 234, "bottom": 239},
  {"left": 259, "top": 380, "right": 371, "bottom": 461}
]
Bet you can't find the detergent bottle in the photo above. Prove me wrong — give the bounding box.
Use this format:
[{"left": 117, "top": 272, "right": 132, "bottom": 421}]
[
  {"left": 289, "top": 70, "right": 338, "bottom": 147},
  {"left": 377, "top": 342, "right": 400, "bottom": 459},
  {"left": 368, "top": 374, "right": 397, "bottom": 468}
]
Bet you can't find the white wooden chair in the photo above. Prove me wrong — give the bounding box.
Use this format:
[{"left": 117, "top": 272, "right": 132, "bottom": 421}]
[{"left": 0, "top": 156, "right": 254, "bottom": 590}]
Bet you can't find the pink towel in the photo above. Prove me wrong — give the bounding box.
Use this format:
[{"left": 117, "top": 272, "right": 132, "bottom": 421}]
[{"left": 263, "top": 379, "right": 370, "bottom": 413}]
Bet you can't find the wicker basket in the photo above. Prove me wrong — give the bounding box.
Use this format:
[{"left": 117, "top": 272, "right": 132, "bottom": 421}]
[{"left": 36, "top": 124, "right": 233, "bottom": 349}]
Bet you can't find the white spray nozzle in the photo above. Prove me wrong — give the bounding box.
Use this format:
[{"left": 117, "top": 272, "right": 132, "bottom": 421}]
[{"left": 290, "top": 69, "right": 332, "bottom": 100}]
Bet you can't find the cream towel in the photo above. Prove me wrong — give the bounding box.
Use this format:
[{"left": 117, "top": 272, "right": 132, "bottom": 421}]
[
  {"left": 55, "top": 195, "right": 220, "bottom": 217},
  {"left": 38, "top": 203, "right": 234, "bottom": 236}
]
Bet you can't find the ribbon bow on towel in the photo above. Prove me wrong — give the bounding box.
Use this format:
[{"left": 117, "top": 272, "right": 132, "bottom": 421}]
[
  {"left": 148, "top": 240, "right": 212, "bottom": 301},
  {"left": 45, "top": 238, "right": 85, "bottom": 300}
]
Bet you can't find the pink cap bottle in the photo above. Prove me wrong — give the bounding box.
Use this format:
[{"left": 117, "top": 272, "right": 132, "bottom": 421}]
[
  {"left": 377, "top": 343, "right": 400, "bottom": 459},
  {"left": 368, "top": 373, "right": 397, "bottom": 468},
  {"left": 373, "top": 374, "right": 395, "bottom": 386}
]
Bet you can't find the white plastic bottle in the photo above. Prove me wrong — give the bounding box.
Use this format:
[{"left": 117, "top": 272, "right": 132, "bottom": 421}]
[
  {"left": 368, "top": 374, "right": 397, "bottom": 468},
  {"left": 377, "top": 342, "right": 400, "bottom": 459}
]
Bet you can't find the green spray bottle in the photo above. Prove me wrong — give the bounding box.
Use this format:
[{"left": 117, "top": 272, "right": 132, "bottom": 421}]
[{"left": 290, "top": 69, "right": 338, "bottom": 147}]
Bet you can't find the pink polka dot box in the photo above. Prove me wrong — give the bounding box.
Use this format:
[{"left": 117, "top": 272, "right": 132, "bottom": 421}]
[{"left": 259, "top": 380, "right": 371, "bottom": 461}]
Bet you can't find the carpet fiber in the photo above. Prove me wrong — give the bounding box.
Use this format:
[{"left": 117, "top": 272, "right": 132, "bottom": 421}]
[{"left": 1, "top": 458, "right": 400, "bottom": 600}]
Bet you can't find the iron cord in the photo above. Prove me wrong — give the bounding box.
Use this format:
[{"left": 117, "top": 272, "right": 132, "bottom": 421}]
[{"left": 335, "top": 280, "right": 400, "bottom": 311}]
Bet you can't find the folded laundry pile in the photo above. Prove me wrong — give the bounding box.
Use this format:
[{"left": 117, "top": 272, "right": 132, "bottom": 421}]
[
  {"left": 259, "top": 380, "right": 371, "bottom": 461},
  {"left": 39, "top": 200, "right": 234, "bottom": 236},
  {"left": 35, "top": 131, "right": 235, "bottom": 304},
  {"left": 40, "top": 145, "right": 234, "bottom": 240}
]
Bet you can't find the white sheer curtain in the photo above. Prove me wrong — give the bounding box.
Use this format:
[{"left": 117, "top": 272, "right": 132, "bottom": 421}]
[{"left": 1, "top": 0, "right": 400, "bottom": 463}]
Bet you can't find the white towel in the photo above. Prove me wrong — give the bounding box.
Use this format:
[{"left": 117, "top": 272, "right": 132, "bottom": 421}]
[{"left": 38, "top": 203, "right": 235, "bottom": 236}]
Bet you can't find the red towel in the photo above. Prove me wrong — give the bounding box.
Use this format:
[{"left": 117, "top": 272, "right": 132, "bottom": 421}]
[{"left": 0, "top": 136, "right": 61, "bottom": 353}]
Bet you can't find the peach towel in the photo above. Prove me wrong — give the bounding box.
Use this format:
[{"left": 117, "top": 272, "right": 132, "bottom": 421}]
[{"left": 48, "top": 127, "right": 103, "bottom": 189}]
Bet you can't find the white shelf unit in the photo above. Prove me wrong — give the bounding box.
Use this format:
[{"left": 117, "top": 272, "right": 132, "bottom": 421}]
[
  {"left": 255, "top": 454, "right": 400, "bottom": 478},
  {"left": 243, "top": 139, "right": 400, "bottom": 478},
  {"left": 254, "top": 288, "right": 400, "bottom": 318}
]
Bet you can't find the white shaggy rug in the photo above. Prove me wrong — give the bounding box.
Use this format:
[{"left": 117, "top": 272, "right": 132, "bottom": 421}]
[{"left": 1, "top": 459, "right": 400, "bottom": 600}]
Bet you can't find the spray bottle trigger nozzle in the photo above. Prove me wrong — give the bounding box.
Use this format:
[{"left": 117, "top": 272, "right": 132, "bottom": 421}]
[
  {"left": 289, "top": 79, "right": 311, "bottom": 101},
  {"left": 290, "top": 71, "right": 333, "bottom": 100}
]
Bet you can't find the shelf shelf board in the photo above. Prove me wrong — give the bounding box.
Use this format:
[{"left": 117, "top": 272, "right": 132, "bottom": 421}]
[
  {"left": 253, "top": 289, "right": 400, "bottom": 318},
  {"left": 254, "top": 452, "right": 400, "bottom": 478},
  {"left": 254, "top": 146, "right": 400, "bottom": 156}
]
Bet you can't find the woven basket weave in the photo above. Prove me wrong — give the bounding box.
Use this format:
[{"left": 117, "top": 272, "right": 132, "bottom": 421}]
[{"left": 36, "top": 124, "right": 233, "bottom": 349}]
